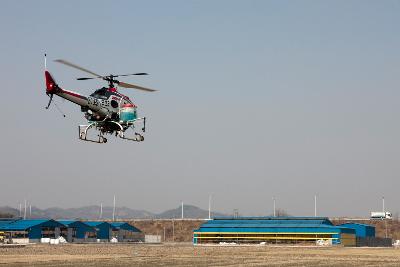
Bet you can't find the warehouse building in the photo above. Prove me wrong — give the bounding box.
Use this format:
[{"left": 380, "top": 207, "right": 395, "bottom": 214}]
[
  {"left": 0, "top": 219, "right": 144, "bottom": 243},
  {"left": 193, "top": 217, "right": 356, "bottom": 246},
  {"left": 110, "top": 222, "right": 144, "bottom": 242},
  {"left": 58, "top": 220, "right": 97, "bottom": 242},
  {"left": 85, "top": 221, "right": 113, "bottom": 242},
  {"left": 338, "top": 223, "right": 375, "bottom": 238},
  {"left": 338, "top": 223, "right": 391, "bottom": 247},
  {"left": 0, "top": 219, "right": 65, "bottom": 243}
]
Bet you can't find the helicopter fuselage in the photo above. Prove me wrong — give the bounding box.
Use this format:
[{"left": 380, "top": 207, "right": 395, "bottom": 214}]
[{"left": 51, "top": 84, "right": 135, "bottom": 122}]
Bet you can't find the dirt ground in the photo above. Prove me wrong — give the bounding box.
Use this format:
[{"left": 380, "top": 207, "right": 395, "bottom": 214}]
[{"left": 1, "top": 243, "right": 400, "bottom": 267}]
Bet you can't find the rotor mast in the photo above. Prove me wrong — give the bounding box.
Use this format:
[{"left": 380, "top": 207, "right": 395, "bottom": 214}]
[{"left": 104, "top": 75, "right": 117, "bottom": 88}]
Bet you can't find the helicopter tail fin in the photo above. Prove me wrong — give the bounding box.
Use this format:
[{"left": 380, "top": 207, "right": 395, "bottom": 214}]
[{"left": 45, "top": 70, "right": 59, "bottom": 94}]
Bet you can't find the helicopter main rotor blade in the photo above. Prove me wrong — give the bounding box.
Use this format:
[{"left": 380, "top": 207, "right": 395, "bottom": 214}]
[
  {"left": 54, "top": 59, "right": 102, "bottom": 78},
  {"left": 117, "top": 73, "right": 148, "bottom": 77},
  {"left": 117, "top": 81, "right": 157, "bottom": 92},
  {"left": 77, "top": 77, "right": 96, "bottom": 80}
]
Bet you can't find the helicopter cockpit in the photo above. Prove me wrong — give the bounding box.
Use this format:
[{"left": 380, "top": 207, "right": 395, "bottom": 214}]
[{"left": 90, "top": 87, "right": 109, "bottom": 99}]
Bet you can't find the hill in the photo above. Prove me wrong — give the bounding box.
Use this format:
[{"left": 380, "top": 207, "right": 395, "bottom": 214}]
[
  {"left": 156, "top": 204, "right": 225, "bottom": 219},
  {"left": 0, "top": 204, "right": 222, "bottom": 220}
]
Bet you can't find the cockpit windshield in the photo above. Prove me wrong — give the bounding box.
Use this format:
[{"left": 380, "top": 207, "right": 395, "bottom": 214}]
[{"left": 90, "top": 87, "right": 108, "bottom": 99}]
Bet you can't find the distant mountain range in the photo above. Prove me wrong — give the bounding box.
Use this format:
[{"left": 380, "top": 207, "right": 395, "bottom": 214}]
[{"left": 0, "top": 204, "right": 226, "bottom": 220}]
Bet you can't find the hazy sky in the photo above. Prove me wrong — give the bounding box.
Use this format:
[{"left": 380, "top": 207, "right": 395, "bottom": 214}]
[{"left": 1, "top": 0, "right": 399, "bottom": 217}]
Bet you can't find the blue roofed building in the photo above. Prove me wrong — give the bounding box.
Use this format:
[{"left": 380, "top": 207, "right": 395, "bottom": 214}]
[
  {"left": 336, "top": 223, "right": 390, "bottom": 247},
  {"left": 193, "top": 217, "right": 356, "bottom": 246},
  {"left": 338, "top": 223, "right": 375, "bottom": 238},
  {"left": 0, "top": 219, "right": 65, "bottom": 243},
  {"left": 58, "top": 220, "right": 97, "bottom": 242},
  {"left": 0, "top": 218, "right": 19, "bottom": 226},
  {"left": 110, "top": 222, "right": 144, "bottom": 242},
  {"left": 85, "top": 221, "right": 113, "bottom": 242}
]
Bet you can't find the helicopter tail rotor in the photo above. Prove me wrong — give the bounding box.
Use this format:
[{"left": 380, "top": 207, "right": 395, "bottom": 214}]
[{"left": 45, "top": 70, "right": 58, "bottom": 94}]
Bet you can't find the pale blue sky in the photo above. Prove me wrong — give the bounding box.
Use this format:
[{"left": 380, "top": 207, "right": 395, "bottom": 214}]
[{"left": 0, "top": 1, "right": 399, "bottom": 217}]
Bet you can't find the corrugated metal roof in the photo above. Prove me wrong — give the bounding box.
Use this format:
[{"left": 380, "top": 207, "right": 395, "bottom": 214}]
[
  {"left": 207, "top": 220, "right": 329, "bottom": 224},
  {"left": 194, "top": 217, "right": 355, "bottom": 235},
  {"left": 0, "top": 219, "right": 64, "bottom": 231},
  {"left": 203, "top": 218, "right": 333, "bottom": 227},
  {"left": 0, "top": 219, "right": 18, "bottom": 227},
  {"left": 195, "top": 227, "right": 344, "bottom": 233},
  {"left": 110, "top": 222, "right": 141, "bottom": 232},
  {"left": 338, "top": 223, "right": 375, "bottom": 237},
  {"left": 85, "top": 221, "right": 111, "bottom": 227},
  {"left": 201, "top": 223, "right": 337, "bottom": 228},
  {"left": 213, "top": 216, "right": 330, "bottom": 220},
  {"left": 339, "top": 223, "right": 374, "bottom": 228},
  {"left": 57, "top": 220, "right": 77, "bottom": 225},
  {"left": 57, "top": 220, "right": 96, "bottom": 233},
  {"left": 84, "top": 221, "right": 111, "bottom": 239}
]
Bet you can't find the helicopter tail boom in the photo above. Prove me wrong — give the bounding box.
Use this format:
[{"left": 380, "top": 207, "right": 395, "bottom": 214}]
[
  {"left": 57, "top": 89, "right": 88, "bottom": 107},
  {"left": 45, "top": 70, "right": 88, "bottom": 108}
]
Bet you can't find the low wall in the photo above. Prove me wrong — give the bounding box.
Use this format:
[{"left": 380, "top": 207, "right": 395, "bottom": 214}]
[
  {"left": 356, "top": 237, "right": 392, "bottom": 247},
  {"left": 11, "top": 238, "right": 29, "bottom": 244},
  {"left": 128, "top": 219, "right": 204, "bottom": 242}
]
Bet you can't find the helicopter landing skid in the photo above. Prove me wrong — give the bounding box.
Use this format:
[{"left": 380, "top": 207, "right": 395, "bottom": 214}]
[
  {"left": 78, "top": 120, "right": 145, "bottom": 143},
  {"left": 119, "top": 132, "right": 144, "bottom": 142},
  {"left": 78, "top": 123, "right": 108, "bottom": 144},
  {"left": 118, "top": 117, "right": 145, "bottom": 142}
]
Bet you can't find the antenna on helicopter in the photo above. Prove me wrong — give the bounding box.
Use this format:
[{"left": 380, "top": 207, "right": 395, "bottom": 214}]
[{"left": 44, "top": 53, "right": 47, "bottom": 70}]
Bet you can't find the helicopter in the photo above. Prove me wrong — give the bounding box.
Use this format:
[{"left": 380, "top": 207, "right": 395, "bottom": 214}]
[{"left": 44, "top": 55, "right": 156, "bottom": 143}]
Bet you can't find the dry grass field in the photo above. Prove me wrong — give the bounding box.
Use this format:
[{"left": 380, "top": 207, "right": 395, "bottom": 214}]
[{"left": 1, "top": 243, "right": 400, "bottom": 267}]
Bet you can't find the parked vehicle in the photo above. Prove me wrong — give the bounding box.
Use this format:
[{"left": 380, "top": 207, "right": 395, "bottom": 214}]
[{"left": 370, "top": 211, "right": 392, "bottom": 219}]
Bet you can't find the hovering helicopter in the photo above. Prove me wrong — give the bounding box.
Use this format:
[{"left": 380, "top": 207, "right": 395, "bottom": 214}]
[{"left": 44, "top": 55, "right": 156, "bottom": 143}]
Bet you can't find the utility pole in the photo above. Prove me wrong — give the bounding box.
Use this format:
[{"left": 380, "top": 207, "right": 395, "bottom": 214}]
[
  {"left": 233, "top": 209, "right": 239, "bottom": 218},
  {"left": 314, "top": 195, "right": 317, "bottom": 217},
  {"left": 172, "top": 219, "right": 175, "bottom": 242},
  {"left": 29, "top": 204, "right": 32, "bottom": 218},
  {"left": 23, "top": 199, "right": 27, "bottom": 220},
  {"left": 208, "top": 195, "right": 212, "bottom": 220},
  {"left": 19, "top": 203, "right": 22, "bottom": 217},
  {"left": 163, "top": 226, "right": 166, "bottom": 242},
  {"left": 382, "top": 196, "right": 385, "bottom": 213},
  {"left": 273, "top": 197, "right": 276, "bottom": 217},
  {"left": 99, "top": 203, "right": 103, "bottom": 220},
  {"left": 112, "top": 195, "right": 116, "bottom": 221},
  {"left": 181, "top": 201, "right": 184, "bottom": 220},
  {"left": 385, "top": 219, "right": 388, "bottom": 238},
  {"left": 383, "top": 196, "right": 388, "bottom": 238}
]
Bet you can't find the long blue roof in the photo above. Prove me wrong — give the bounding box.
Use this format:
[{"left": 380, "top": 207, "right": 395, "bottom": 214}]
[
  {"left": 0, "top": 219, "right": 19, "bottom": 227},
  {"left": 213, "top": 216, "right": 330, "bottom": 220},
  {"left": 85, "top": 221, "right": 111, "bottom": 227},
  {"left": 194, "top": 217, "right": 355, "bottom": 234},
  {"left": 0, "top": 219, "right": 64, "bottom": 231},
  {"left": 57, "top": 220, "right": 77, "bottom": 225},
  {"left": 339, "top": 223, "right": 374, "bottom": 228},
  {"left": 201, "top": 223, "right": 336, "bottom": 228},
  {"left": 204, "top": 218, "right": 333, "bottom": 226},
  {"left": 57, "top": 220, "right": 96, "bottom": 233},
  {"left": 57, "top": 220, "right": 95, "bottom": 228},
  {"left": 110, "top": 222, "right": 141, "bottom": 232}
]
